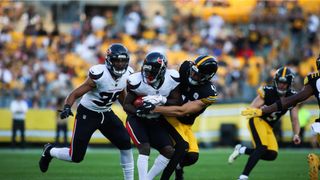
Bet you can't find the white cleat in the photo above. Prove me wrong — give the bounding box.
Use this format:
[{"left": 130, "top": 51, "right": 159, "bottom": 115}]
[
  {"left": 237, "top": 175, "right": 248, "bottom": 180},
  {"left": 228, "top": 144, "right": 242, "bottom": 164}
]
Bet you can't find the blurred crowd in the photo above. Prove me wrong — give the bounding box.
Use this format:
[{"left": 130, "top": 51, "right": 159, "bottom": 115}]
[{"left": 0, "top": 1, "right": 319, "bottom": 108}]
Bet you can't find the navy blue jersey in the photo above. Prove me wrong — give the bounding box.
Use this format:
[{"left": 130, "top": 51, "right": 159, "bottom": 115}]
[{"left": 177, "top": 61, "right": 218, "bottom": 125}]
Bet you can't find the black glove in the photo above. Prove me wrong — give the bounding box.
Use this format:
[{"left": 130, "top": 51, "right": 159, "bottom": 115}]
[
  {"left": 136, "top": 102, "right": 155, "bottom": 117},
  {"left": 59, "top": 104, "right": 74, "bottom": 119}
]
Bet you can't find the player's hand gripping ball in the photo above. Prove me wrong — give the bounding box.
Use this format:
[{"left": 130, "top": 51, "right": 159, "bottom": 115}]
[{"left": 133, "top": 96, "right": 144, "bottom": 107}]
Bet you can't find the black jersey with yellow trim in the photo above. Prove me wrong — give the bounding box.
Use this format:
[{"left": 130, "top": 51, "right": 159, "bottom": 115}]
[
  {"left": 259, "top": 85, "right": 297, "bottom": 127},
  {"left": 304, "top": 72, "right": 320, "bottom": 108},
  {"left": 177, "top": 61, "right": 218, "bottom": 125}
]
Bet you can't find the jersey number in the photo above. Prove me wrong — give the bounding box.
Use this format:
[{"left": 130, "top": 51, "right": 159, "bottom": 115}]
[
  {"left": 266, "top": 111, "right": 282, "bottom": 122},
  {"left": 93, "top": 91, "right": 121, "bottom": 107}
]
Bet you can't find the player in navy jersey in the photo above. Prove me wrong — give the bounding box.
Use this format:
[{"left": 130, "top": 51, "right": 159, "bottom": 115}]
[
  {"left": 234, "top": 67, "right": 301, "bottom": 180},
  {"left": 123, "top": 52, "right": 187, "bottom": 180},
  {"left": 39, "top": 43, "right": 134, "bottom": 180},
  {"left": 140, "top": 55, "right": 218, "bottom": 179}
]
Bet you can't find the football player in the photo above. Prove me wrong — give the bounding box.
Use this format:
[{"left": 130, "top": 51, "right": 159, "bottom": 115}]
[
  {"left": 38, "top": 43, "right": 134, "bottom": 180},
  {"left": 123, "top": 52, "right": 187, "bottom": 180},
  {"left": 231, "top": 67, "right": 301, "bottom": 180},
  {"left": 140, "top": 55, "right": 218, "bottom": 180},
  {"left": 241, "top": 54, "right": 320, "bottom": 180}
]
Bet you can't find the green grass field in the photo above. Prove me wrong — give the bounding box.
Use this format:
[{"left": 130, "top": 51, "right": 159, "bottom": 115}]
[{"left": 0, "top": 148, "right": 315, "bottom": 180}]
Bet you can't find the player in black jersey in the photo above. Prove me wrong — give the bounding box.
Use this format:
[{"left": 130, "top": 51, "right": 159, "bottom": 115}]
[
  {"left": 242, "top": 54, "right": 320, "bottom": 180},
  {"left": 141, "top": 55, "right": 218, "bottom": 180},
  {"left": 233, "top": 67, "right": 301, "bottom": 180}
]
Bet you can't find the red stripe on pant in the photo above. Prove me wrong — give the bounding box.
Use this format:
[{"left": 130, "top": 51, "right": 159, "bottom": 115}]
[{"left": 126, "top": 121, "right": 140, "bottom": 146}]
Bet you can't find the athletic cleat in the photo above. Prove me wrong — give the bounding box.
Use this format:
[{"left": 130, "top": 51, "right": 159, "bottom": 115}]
[
  {"left": 308, "top": 153, "right": 319, "bottom": 180},
  {"left": 228, "top": 144, "right": 242, "bottom": 164},
  {"left": 39, "top": 143, "right": 54, "bottom": 173}
]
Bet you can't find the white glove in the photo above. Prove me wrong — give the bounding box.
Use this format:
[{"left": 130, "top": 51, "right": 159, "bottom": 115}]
[
  {"left": 142, "top": 95, "right": 167, "bottom": 105},
  {"left": 311, "top": 122, "right": 320, "bottom": 135}
]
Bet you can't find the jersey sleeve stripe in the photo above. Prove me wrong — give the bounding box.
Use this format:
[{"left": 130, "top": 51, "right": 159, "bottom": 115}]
[
  {"left": 89, "top": 71, "right": 103, "bottom": 80},
  {"left": 200, "top": 95, "right": 217, "bottom": 104}
]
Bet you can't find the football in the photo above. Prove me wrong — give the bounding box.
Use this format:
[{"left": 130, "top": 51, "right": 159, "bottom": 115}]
[{"left": 133, "top": 96, "right": 144, "bottom": 107}]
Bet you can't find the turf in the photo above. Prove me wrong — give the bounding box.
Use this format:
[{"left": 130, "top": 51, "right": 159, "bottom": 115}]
[{"left": 0, "top": 148, "right": 314, "bottom": 180}]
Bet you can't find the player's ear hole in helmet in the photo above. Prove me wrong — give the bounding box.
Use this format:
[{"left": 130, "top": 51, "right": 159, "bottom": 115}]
[
  {"left": 188, "top": 55, "right": 218, "bottom": 85},
  {"left": 273, "top": 67, "right": 294, "bottom": 96},
  {"left": 105, "top": 43, "right": 130, "bottom": 78},
  {"left": 141, "top": 52, "right": 167, "bottom": 88}
]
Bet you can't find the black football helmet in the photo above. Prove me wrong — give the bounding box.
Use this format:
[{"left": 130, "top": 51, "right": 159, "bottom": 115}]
[
  {"left": 141, "top": 52, "right": 167, "bottom": 88},
  {"left": 316, "top": 54, "right": 320, "bottom": 70},
  {"left": 105, "top": 43, "right": 130, "bottom": 78},
  {"left": 273, "top": 67, "right": 294, "bottom": 95},
  {"left": 188, "top": 55, "right": 218, "bottom": 85}
]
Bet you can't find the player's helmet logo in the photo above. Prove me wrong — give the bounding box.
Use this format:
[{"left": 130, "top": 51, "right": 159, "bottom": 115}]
[
  {"left": 105, "top": 43, "right": 130, "bottom": 78},
  {"left": 274, "top": 67, "right": 294, "bottom": 95},
  {"left": 141, "top": 52, "right": 167, "bottom": 88},
  {"left": 189, "top": 55, "right": 218, "bottom": 85}
]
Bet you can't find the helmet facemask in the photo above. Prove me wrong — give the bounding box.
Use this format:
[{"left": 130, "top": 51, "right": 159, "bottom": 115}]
[{"left": 106, "top": 54, "right": 129, "bottom": 77}]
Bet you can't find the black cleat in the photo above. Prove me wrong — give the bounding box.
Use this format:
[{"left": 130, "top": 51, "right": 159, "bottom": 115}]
[
  {"left": 39, "top": 143, "right": 54, "bottom": 173},
  {"left": 175, "top": 168, "right": 184, "bottom": 180}
]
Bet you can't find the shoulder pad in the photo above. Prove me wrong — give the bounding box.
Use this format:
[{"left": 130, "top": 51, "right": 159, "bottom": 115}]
[
  {"left": 127, "top": 72, "right": 142, "bottom": 87},
  {"left": 127, "top": 66, "right": 134, "bottom": 74},
  {"left": 167, "top": 69, "right": 180, "bottom": 83},
  {"left": 89, "top": 65, "right": 104, "bottom": 80},
  {"left": 200, "top": 84, "right": 218, "bottom": 105}
]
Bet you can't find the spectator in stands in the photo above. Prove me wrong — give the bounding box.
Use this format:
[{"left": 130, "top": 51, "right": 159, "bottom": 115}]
[{"left": 10, "top": 91, "right": 28, "bottom": 148}]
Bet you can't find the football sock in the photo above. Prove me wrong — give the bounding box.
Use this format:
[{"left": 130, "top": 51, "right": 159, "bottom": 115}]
[
  {"left": 50, "top": 147, "right": 72, "bottom": 161},
  {"left": 137, "top": 154, "right": 149, "bottom": 180},
  {"left": 120, "top": 149, "right": 134, "bottom": 180},
  {"left": 242, "top": 146, "right": 267, "bottom": 175},
  {"left": 147, "top": 154, "right": 170, "bottom": 180},
  {"left": 244, "top": 147, "right": 254, "bottom": 155}
]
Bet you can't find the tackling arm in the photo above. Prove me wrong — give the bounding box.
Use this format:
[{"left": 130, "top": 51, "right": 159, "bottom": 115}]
[{"left": 153, "top": 99, "right": 206, "bottom": 117}]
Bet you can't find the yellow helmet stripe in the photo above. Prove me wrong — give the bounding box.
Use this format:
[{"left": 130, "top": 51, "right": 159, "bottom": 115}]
[
  {"left": 281, "top": 67, "right": 287, "bottom": 77},
  {"left": 196, "top": 56, "right": 214, "bottom": 67}
]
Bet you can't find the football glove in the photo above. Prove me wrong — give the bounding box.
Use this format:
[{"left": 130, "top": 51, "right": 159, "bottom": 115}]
[
  {"left": 59, "top": 104, "right": 74, "bottom": 119},
  {"left": 142, "top": 95, "right": 167, "bottom": 105},
  {"left": 136, "top": 102, "right": 155, "bottom": 117},
  {"left": 241, "top": 107, "right": 262, "bottom": 118}
]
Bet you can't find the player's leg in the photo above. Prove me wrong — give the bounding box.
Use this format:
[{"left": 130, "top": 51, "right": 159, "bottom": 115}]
[
  {"left": 100, "top": 111, "right": 134, "bottom": 180},
  {"left": 126, "top": 115, "right": 150, "bottom": 180},
  {"left": 175, "top": 126, "right": 199, "bottom": 180},
  {"left": 238, "top": 118, "right": 269, "bottom": 180},
  {"left": 147, "top": 119, "right": 177, "bottom": 180},
  {"left": 39, "top": 105, "right": 97, "bottom": 172},
  {"left": 11, "top": 120, "right": 17, "bottom": 147},
  {"left": 161, "top": 117, "right": 189, "bottom": 180},
  {"left": 308, "top": 153, "right": 319, "bottom": 180},
  {"left": 260, "top": 127, "right": 278, "bottom": 161}
]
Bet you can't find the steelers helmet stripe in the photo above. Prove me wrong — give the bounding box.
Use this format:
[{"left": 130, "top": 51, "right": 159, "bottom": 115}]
[
  {"left": 196, "top": 56, "right": 214, "bottom": 67},
  {"left": 281, "top": 67, "right": 287, "bottom": 77}
]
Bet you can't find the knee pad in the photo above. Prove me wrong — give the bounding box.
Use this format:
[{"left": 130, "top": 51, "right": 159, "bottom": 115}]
[
  {"left": 182, "top": 152, "right": 199, "bottom": 167},
  {"left": 262, "top": 150, "right": 278, "bottom": 161},
  {"left": 138, "top": 143, "right": 150, "bottom": 155},
  {"left": 160, "top": 145, "right": 175, "bottom": 158}
]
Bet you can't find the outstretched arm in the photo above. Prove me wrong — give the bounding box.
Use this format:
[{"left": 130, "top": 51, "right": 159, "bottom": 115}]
[
  {"left": 290, "top": 106, "right": 301, "bottom": 144},
  {"left": 262, "top": 84, "right": 313, "bottom": 114},
  {"left": 153, "top": 99, "right": 207, "bottom": 117}
]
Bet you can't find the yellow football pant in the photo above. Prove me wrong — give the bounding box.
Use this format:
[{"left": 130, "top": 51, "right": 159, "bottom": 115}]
[
  {"left": 248, "top": 117, "right": 278, "bottom": 152},
  {"left": 166, "top": 117, "right": 199, "bottom": 153}
]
